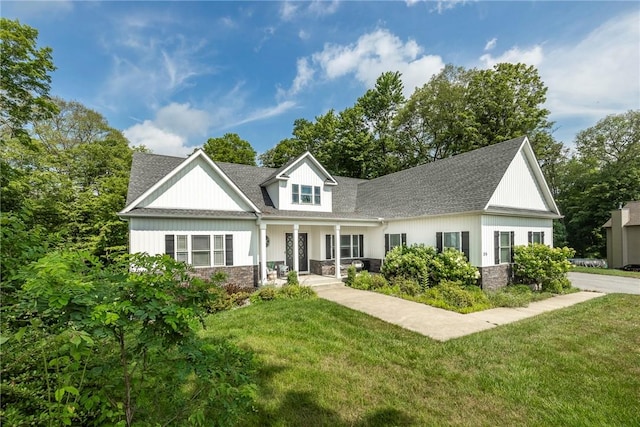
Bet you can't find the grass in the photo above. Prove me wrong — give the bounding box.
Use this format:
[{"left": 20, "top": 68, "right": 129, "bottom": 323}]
[
  {"left": 572, "top": 265, "right": 640, "bottom": 279},
  {"left": 203, "top": 294, "right": 640, "bottom": 426}
]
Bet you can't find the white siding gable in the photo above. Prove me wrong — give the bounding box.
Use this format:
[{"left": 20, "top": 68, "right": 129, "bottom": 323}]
[
  {"left": 278, "top": 159, "right": 333, "bottom": 212},
  {"left": 488, "top": 149, "right": 549, "bottom": 211},
  {"left": 140, "top": 156, "right": 252, "bottom": 211}
]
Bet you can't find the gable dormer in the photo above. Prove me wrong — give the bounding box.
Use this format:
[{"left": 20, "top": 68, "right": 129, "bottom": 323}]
[{"left": 261, "top": 152, "right": 337, "bottom": 212}]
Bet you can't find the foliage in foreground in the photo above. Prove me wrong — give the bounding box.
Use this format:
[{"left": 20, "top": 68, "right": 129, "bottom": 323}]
[
  {"left": 513, "top": 244, "right": 575, "bottom": 292},
  {"left": 1, "top": 252, "right": 256, "bottom": 426},
  {"left": 250, "top": 284, "right": 316, "bottom": 304}
]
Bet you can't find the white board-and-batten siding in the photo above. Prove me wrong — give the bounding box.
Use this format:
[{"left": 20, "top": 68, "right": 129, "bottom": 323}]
[
  {"left": 140, "top": 156, "right": 252, "bottom": 211},
  {"left": 277, "top": 160, "right": 333, "bottom": 212},
  {"left": 129, "top": 218, "right": 257, "bottom": 266},
  {"left": 370, "top": 215, "right": 483, "bottom": 265},
  {"left": 480, "top": 214, "right": 553, "bottom": 266},
  {"left": 488, "top": 150, "right": 549, "bottom": 211}
]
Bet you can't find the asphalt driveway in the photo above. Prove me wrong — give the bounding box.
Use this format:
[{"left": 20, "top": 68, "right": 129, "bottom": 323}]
[{"left": 569, "top": 272, "right": 640, "bottom": 295}]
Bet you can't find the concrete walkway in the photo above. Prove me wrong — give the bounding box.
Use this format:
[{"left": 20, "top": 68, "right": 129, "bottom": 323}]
[{"left": 315, "top": 284, "right": 605, "bottom": 341}]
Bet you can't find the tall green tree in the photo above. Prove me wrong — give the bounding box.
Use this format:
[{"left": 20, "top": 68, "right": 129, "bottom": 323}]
[
  {"left": 202, "top": 133, "right": 257, "bottom": 165},
  {"left": 557, "top": 110, "right": 640, "bottom": 257},
  {"left": 0, "top": 18, "right": 58, "bottom": 140}
]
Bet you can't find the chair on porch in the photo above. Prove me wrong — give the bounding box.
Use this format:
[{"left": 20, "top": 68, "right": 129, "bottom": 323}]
[{"left": 278, "top": 264, "right": 289, "bottom": 278}]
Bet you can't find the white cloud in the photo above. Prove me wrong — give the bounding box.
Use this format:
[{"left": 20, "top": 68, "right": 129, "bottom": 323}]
[
  {"left": 123, "top": 103, "right": 211, "bottom": 156},
  {"left": 433, "top": 0, "right": 471, "bottom": 14},
  {"left": 228, "top": 101, "right": 297, "bottom": 127},
  {"left": 299, "top": 29, "right": 310, "bottom": 40},
  {"left": 484, "top": 38, "right": 497, "bottom": 51},
  {"left": 308, "top": 0, "right": 340, "bottom": 17},
  {"left": 280, "top": 2, "right": 299, "bottom": 21},
  {"left": 479, "top": 45, "right": 544, "bottom": 68},
  {"left": 542, "top": 12, "right": 639, "bottom": 119},
  {"left": 283, "top": 29, "right": 445, "bottom": 97},
  {"left": 124, "top": 121, "right": 190, "bottom": 157}
]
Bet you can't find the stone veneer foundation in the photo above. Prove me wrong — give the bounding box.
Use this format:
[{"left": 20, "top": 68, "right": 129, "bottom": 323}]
[
  {"left": 478, "top": 264, "right": 512, "bottom": 290},
  {"left": 191, "top": 265, "right": 259, "bottom": 287},
  {"left": 309, "top": 258, "right": 382, "bottom": 276}
]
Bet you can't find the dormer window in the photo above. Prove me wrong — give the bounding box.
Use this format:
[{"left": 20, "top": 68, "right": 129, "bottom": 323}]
[{"left": 292, "top": 184, "right": 321, "bottom": 205}]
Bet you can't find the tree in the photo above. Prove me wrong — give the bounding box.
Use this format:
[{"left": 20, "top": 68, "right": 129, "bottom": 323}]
[
  {"left": 202, "top": 133, "right": 256, "bottom": 165},
  {"left": 0, "top": 18, "right": 58, "bottom": 140},
  {"left": 557, "top": 111, "right": 640, "bottom": 257}
]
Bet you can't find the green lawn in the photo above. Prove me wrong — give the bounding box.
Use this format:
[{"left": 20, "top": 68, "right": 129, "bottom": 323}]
[
  {"left": 572, "top": 266, "right": 640, "bottom": 279},
  {"left": 203, "top": 295, "right": 640, "bottom": 426}
]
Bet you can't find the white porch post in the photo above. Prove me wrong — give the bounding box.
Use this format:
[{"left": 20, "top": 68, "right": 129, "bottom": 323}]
[
  {"left": 260, "top": 223, "right": 267, "bottom": 284},
  {"left": 335, "top": 224, "right": 341, "bottom": 279},
  {"left": 293, "top": 224, "right": 299, "bottom": 274}
]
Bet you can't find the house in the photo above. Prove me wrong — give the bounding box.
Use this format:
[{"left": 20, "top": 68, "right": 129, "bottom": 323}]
[
  {"left": 602, "top": 201, "right": 640, "bottom": 268},
  {"left": 119, "top": 136, "right": 561, "bottom": 289}
]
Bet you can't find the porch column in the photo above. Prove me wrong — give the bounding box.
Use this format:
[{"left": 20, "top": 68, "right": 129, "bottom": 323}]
[
  {"left": 335, "top": 224, "right": 341, "bottom": 279},
  {"left": 293, "top": 224, "right": 299, "bottom": 274},
  {"left": 260, "top": 223, "right": 267, "bottom": 284}
]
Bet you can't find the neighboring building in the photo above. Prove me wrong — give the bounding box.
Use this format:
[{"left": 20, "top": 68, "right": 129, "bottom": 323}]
[
  {"left": 119, "top": 136, "right": 561, "bottom": 289},
  {"left": 603, "top": 201, "right": 640, "bottom": 268}
]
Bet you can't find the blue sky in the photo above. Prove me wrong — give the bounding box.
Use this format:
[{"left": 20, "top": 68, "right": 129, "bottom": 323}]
[{"left": 4, "top": 1, "right": 639, "bottom": 157}]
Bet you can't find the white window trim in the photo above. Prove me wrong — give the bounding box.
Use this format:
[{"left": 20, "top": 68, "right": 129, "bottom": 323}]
[
  {"left": 498, "top": 231, "right": 512, "bottom": 264},
  {"left": 293, "top": 184, "right": 321, "bottom": 205},
  {"left": 327, "top": 234, "right": 363, "bottom": 259},
  {"left": 530, "top": 231, "right": 543, "bottom": 244},
  {"left": 172, "top": 234, "right": 229, "bottom": 267}
]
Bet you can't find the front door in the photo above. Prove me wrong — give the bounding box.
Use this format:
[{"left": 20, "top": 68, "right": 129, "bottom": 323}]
[{"left": 286, "top": 233, "right": 308, "bottom": 272}]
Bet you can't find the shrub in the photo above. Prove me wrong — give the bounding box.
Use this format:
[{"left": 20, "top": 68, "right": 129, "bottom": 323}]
[
  {"left": 250, "top": 286, "right": 277, "bottom": 303},
  {"left": 381, "top": 244, "right": 436, "bottom": 287},
  {"left": 352, "top": 271, "right": 373, "bottom": 290},
  {"left": 513, "top": 244, "right": 575, "bottom": 293},
  {"left": 369, "top": 274, "right": 388, "bottom": 290},
  {"left": 423, "top": 281, "right": 490, "bottom": 313},
  {"left": 345, "top": 265, "right": 357, "bottom": 287},
  {"left": 278, "top": 284, "right": 316, "bottom": 300},
  {"left": 430, "top": 249, "right": 480, "bottom": 286},
  {"left": 286, "top": 270, "right": 299, "bottom": 286},
  {"left": 390, "top": 277, "right": 421, "bottom": 296}
]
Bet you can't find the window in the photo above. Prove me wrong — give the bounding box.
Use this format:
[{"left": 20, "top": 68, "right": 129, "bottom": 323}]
[
  {"left": 293, "top": 184, "right": 321, "bottom": 205},
  {"left": 176, "top": 235, "right": 188, "bottom": 262},
  {"left": 529, "top": 231, "right": 544, "bottom": 245},
  {"left": 314, "top": 186, "right": 321, "bottom": 204},
  {"left": 292, "top": 184, "right": 299, "bottom": 204},
  {"left": 192, "top": 235, "right": 210, "bottom": 267},
  {"left": 443, "top": 232, "right": 461, "bottom": 251},
  {"left": 213, "top": 235, "right": 225, "bottom": 266},
  {"left": 326, "top": 234, "right": 363, "bottom": 259},
  {"left": 385, "top": 233, "right": 406, "bottom": 254},
  {"left": 495, "top": 231, "right": 514, "bottom": 264}
]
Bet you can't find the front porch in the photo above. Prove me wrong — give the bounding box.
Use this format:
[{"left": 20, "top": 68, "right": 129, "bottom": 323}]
[{"left": 257, "top": 219, "right": 382, "bottom": 284}]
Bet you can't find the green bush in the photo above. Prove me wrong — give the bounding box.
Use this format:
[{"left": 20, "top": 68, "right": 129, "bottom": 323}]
[
  {"left": 352, "top": 271, "right": 373, "bottom": 290},
  {"left": 430, "top": 249, "right": 480, "bottom": 286},
  {"left": 345, "top": 265, "right": 357, "bottom": 287},
  {"left": 381, "top": 244, "right": 436, "bottom": 287},
  {"left": 369, "top": 274, "right": 388, "bottom": 290},
  {"left": 278, "top": 284, "right": 317, "bottom": 300},
  {"left": 391, "top": 277, "right": 421, "bottom": 296},
  {"left": 422, "top": 281, "right": 490, "bottom": 313},
  {"left": 250, "top": 286, "right": 277, "bottom": 302},
  {"left": 513, "top": 244, "right": 575, "bottom": 293},
  {"left": 287, "top": 270, "right": 299, "bottom": 286}
]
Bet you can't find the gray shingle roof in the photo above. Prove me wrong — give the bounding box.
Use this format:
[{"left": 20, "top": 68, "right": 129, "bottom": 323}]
[
  {"left": 123, "top": 136, "right": 536, "bottom": 220},
  {"left": 355, "top": 136, "right": 526, "bottom": 218}
]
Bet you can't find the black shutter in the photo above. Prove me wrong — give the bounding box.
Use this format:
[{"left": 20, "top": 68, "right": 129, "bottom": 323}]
[
  {"left": 461, "top": 231, "right": 469, "bottom": 260},
  {"left": 165, "top": 235, "right": 175, "bottom": 259},
  {"left": 325, "top": 235, "right": 330, "bottom": 259},
  {"left": 359, "top": 235, "right": 364, "bottom": 257},
  {"left": 436, "top": 232, "right": 443, "bottom": 253},
  {"left": 401, "top": 233, "right": 407, "bottom": 246},
  {"left": 510, "top": 231, "right": 515, "bottom": 263},
  {"left": 494, "top": 231, "right": 500, "bottom": 265},
  {"left": 528, "top": 231, "right": 533, "bottom": 244},
  {"left": 225, "top": 234, "right": 233, "bottom": 266},
  {"left": 541, "top": 231, "right": 545, "bottom": 245},
  {"left": 385, "top": 234, "right": 389, "bottom": 254}
]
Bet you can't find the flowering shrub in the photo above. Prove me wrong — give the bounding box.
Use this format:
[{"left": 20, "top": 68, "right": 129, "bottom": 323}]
[
  {"left": 430, "top": 249, "right": 480, "bottom": 286},
  {"left": 381, "top": 244, "right": 436, "bottom": 289},
  {"left": 513, "top": 244, "right": 575, "bottom": 293}
]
